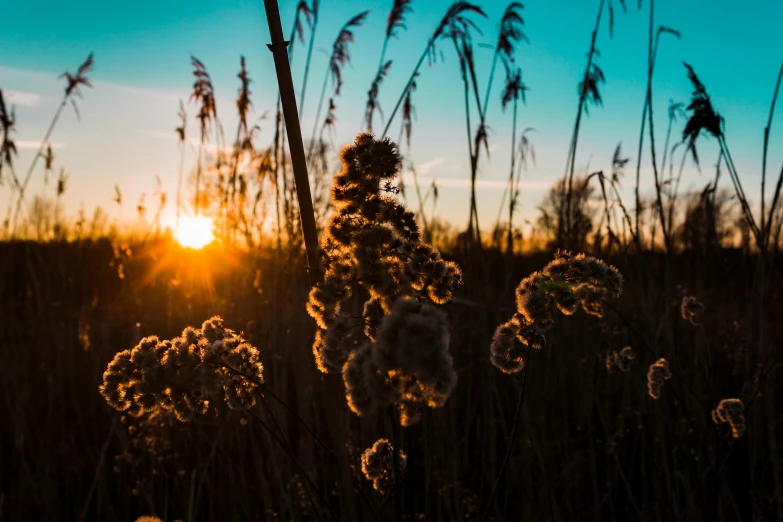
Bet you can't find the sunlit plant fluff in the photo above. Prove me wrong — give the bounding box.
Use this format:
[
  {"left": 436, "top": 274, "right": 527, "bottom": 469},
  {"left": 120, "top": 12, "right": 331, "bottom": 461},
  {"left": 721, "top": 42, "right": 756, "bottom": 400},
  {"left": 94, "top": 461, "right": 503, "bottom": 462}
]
[
  {"left": 361, "top": 438, "right": 407, "bottom": 495},
  {"left": 712, "top": 398, "right": 746, "bottom": 439},
  {"left": 489, "top": 251, "right": 623, "bottom": 374},
  {"left": 100, "top": 317, "right": 264, "bottom": 422},
  {"left": 306, "top": 133, "right": 462, "bottom": 426},
  {"left": 680, "top": 295, "right": 704, "bottom": 326},
  {"left": 646, "top": 358, "right": 671, "bottom": 400},
  {"left": 606, "top": 346, "right": 635, "bottom": 373}
]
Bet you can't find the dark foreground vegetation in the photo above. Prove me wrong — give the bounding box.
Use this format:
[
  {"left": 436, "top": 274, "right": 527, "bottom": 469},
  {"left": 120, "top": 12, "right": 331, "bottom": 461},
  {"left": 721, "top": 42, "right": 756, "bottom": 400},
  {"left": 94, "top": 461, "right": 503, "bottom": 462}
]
[
  {"left": 2, "top": 0, "right": 783, "bottom": 519},
  {"left": 1, "top": 235, "right": 782, "bottom": 521}
]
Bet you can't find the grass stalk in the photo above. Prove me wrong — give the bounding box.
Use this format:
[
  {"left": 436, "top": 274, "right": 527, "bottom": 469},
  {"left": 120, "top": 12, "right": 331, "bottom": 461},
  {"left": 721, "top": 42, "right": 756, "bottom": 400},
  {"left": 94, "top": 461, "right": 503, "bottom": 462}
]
[{"left": 264, "top": 0, "right": 322, "bottom": 284}]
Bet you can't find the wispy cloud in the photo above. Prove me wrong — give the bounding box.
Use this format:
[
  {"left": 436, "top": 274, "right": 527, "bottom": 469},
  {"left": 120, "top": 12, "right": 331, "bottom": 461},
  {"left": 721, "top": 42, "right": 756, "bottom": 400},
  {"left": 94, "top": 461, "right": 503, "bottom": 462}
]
[
  {"left": 401, "top": 172, "right": 550, "bottom": 191},
  {"left": 4, "top": 90, "right": 41, "bottom": 107},
  {"left": 16, "top": 140, "right": 67, "bottom": 149},
  {"left": 416, "top": 157, "right": 446, "bottom": 175},
  {"left": 148, "top": 130, "right": 232, "bottom": 154},
  {"left": 0, "top": 65, "right": 184, "bottom": 102}
]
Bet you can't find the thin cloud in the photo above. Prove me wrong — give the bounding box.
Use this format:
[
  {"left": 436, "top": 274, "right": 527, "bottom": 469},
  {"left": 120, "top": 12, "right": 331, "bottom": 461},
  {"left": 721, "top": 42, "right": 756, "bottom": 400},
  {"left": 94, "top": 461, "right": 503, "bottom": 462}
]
[
  {"left": 16, "top": 140, "right": 67, "bottom": 149},
  {"left": 4, "top": 90, "right": 41, "bottom": 107},
  {"left": 401, "top": 172, "right": 550, "bottom": 191},
  {"left": 148, "top": 130, "right": 232, "bottom": 154},
  {"left": 417, "top": 157, "right": 446, "bottom": 175},
  {"left": 0, "top": 65, "right": 183, "bottom": 102}
]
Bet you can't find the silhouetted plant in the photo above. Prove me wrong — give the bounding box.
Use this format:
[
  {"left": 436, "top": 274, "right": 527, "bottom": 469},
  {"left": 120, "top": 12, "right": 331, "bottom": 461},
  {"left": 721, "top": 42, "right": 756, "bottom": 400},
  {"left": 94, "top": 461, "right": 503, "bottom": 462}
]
[
  {"left": 499, "top": 63, "right": 531, "bottom": 254},
  {"left": 13, "top": 53, "right": 94, "bottom": 233},
  {"left": 382, "top": 2, "right": 485, "bottom": 139},
  {"left": 100, "top": 317, "right": 265, "bottom": 421},
  {"left": 682, "top": 63, "right": 762, "bottom": 249},
  {"left": 190, "top": 56, "right": 219, "bottom": 217},
  {"left": 306, "top": 133, "right": 462, "bottom": 426},
  {"left": 0, "top": 89, "right": 17, "bottom": 186},
  {"left": 308, "top": 10, "right": 370, "bottom": 161},
  {"left": 364, "top": 0, "right": 413, "bottom": 133},
  {"left": 483, "top": 251, "right": 623, "bottom": 520}
]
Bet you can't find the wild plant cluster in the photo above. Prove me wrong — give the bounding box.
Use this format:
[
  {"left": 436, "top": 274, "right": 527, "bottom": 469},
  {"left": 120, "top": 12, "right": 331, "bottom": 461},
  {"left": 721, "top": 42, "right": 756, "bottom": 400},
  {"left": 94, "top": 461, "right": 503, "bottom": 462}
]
[
  {"left": 646, "top": 357, "right": 671, "bottom": 400},
  {"left": 360, "top": 438, "right": 407, "bottom": 495},
  {"left": 712, "top": 398, "right": 746, "bottom": 439},
  {"left": 489, "top": 251, "right": 623, "bottom": 374},
  {"left": 3, "top": 0, "right": 783, "bottom": 520},
  {"left": 100, "top": 317, "right": 264, "bottom": 421},
  {"left": 605, "top": 345, "right": 635, "bottom": 373},
  {"left": 307, "top": 133, "right": 462, "bottom": 426}
]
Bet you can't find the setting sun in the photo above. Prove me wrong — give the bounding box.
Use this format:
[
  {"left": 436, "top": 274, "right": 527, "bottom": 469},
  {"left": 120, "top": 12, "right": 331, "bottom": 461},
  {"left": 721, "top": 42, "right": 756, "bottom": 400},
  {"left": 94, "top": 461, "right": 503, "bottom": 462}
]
[{"left": 175, "top": 215, "right": 214, "bottom": 249}]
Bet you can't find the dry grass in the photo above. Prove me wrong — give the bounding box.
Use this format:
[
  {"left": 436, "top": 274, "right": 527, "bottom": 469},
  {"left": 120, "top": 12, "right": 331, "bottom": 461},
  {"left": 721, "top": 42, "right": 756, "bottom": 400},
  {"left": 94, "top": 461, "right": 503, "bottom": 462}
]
[{"left": 2, "top": 1, "right": 783, "bottom": 520}]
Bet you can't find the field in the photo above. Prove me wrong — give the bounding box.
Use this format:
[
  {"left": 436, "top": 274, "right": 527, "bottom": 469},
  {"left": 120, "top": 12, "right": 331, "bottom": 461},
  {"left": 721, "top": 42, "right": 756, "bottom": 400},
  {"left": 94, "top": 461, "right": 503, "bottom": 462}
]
[{"left": 1, "top": 0, "right": 783, "bottom": 521}]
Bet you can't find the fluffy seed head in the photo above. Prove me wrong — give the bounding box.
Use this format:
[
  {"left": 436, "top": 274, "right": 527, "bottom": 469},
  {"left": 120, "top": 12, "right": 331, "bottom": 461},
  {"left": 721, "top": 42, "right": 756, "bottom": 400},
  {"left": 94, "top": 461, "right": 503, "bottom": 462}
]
[
  {"left": 606, "top": 346, "right": 635, "bottom": 373},
  {"left": 712, "top": 398, "right": 745, "bottom": 438},
  {"left": 491, "top": 251, "right": 623, "bottom": 374},
  {"left": 308, "top": 134, "right": 462, "bottom": 424},
  {"left": 100, "top": 317, "right": 264, "bottom": 421},
  {"left": 361, "top": 438, "right": 407, "bottom": 495},
  {"left": 681, "top": 295, "right": 705, "bottom": 326},
  {"left": 647, "top": 358, "right": 672, "bottom": 399}
]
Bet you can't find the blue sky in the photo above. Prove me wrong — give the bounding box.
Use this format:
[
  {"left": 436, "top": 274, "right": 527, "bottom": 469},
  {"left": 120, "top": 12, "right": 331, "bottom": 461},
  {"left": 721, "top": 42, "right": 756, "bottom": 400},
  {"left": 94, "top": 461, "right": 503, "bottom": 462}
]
[{"left": 1, "top": 0, "right": 781, "bottom": 234}]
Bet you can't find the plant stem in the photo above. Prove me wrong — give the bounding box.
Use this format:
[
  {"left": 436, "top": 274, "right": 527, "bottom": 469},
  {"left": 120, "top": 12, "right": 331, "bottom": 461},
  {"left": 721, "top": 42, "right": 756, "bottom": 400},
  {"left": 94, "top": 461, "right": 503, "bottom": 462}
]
[
  {"left": 564, "top": 0, "right": 605, "bottom": 247},
  {"left": 382, "top": 34, "right": 436, "bottom": 139},
  {"left": 453, "top": 35, "right": 479, "bottom": 244},
  {"left": 761, "top": 60, "right": 783, "bottom": 243},
  {"left": 307, "top": 65, "right": 331, "bottom": 162},
  {"left": 299, "top": 1, "right": 320, "bottom": 121},
  {"left": 12, "top": 93, "right": 69, "bottom": 233},
  {"left": 480, "top": 356, "right": 531, "bottom": 522},
  {"left": 388, "top": 405, "right": 402, "bottom": 522},
  {"left": 264, "top": 0, "right": 322, "bottom": 284},
  {"left": 507, "top": 96, "right": 519, "bottom": 254}
]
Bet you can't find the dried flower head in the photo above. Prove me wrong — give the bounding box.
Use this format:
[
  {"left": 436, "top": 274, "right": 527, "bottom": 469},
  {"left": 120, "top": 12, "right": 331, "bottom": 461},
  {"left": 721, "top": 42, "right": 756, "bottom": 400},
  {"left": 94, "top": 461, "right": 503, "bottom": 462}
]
[
  {"left": 606, "top": 346, "right": 635, "bottom": 373},
  {"left": 490, "top": 251, "right": 623, "bottom": 373},
  {"left": 0, "top": 89, "right": 18, "bottom": 182},
  {"left": 329, "top": 11, "right": 370, "bottom": 96},
  {"left": 647, "top": 358, "right": 671, "bottom": 399},
  {"left": 190, "top": 56, "right": 217, "bottom": 143},
  {"left": 100, "top": 317, "right": 264, "bottom": 421},
  {"left": 61, "top": 52, "right": 94, "bottom": 97},
  {"left": 307, "top": 134, "right": 462, "bottom": 425},
  {"left": 683, "top": 62, "right": 722, "bottom": 166},
  {"left": 361, "top": 438, "right": 407, "bottom": 495},
  {"left": 496, "top": 2, "right": 527, "bottom": 62},
  {"left": 712, "top": 398, "right": 745, "bottom": 439},
  {"left": 680, "top": 295, "right": 704, "bottom": 326}
]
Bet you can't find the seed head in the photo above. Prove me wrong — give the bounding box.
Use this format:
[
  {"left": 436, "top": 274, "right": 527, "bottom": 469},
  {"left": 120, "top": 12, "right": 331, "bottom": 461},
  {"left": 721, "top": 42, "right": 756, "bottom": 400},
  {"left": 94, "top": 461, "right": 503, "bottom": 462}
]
[
  {"left": 680, "top": 295, "right": 705, "bottom": 326},
  {"left": 100, "top": 317, "right": 264, "bottom": 421},
  {"left": 489, "top": 317, "right": 527, "bottom": 374},
  {"left": 712, "top": 398, "right": 745, "bottom": 438},
  {"left": 647, "top": 358, "right": 671, "bottom": 399},
  {"left": 491, "top": 251, "right": 623, "bottom": 374},
  {"left": 606, "top": 346, "right": 635, "bottom": 373},
  {"left": 361, "top": 438, "right": 407, "bottom": 495},
  {"left": 309, "top": 134, "right": 462, "bottom": 424}
]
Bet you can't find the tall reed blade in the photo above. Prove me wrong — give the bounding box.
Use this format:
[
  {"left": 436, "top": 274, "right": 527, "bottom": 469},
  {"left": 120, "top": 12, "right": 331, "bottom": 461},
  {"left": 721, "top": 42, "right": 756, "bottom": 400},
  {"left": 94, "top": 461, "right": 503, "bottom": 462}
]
[{"left": 263, "top": 0, "right": 322, "bottom": 284}]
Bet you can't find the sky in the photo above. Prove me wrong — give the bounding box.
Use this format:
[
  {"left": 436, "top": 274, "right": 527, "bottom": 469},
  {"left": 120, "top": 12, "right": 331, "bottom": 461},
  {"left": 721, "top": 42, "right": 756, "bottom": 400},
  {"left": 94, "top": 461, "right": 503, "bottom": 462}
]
[{"left": 1, "top": 0, "right": 781, "bottom": 236}]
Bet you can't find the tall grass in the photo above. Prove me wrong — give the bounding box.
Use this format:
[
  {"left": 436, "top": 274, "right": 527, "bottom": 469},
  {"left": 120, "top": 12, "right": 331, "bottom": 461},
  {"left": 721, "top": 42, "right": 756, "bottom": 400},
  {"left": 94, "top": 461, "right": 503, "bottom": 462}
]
[{"left": 2, "top": 2, "right": 783, "bottom": 521}]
